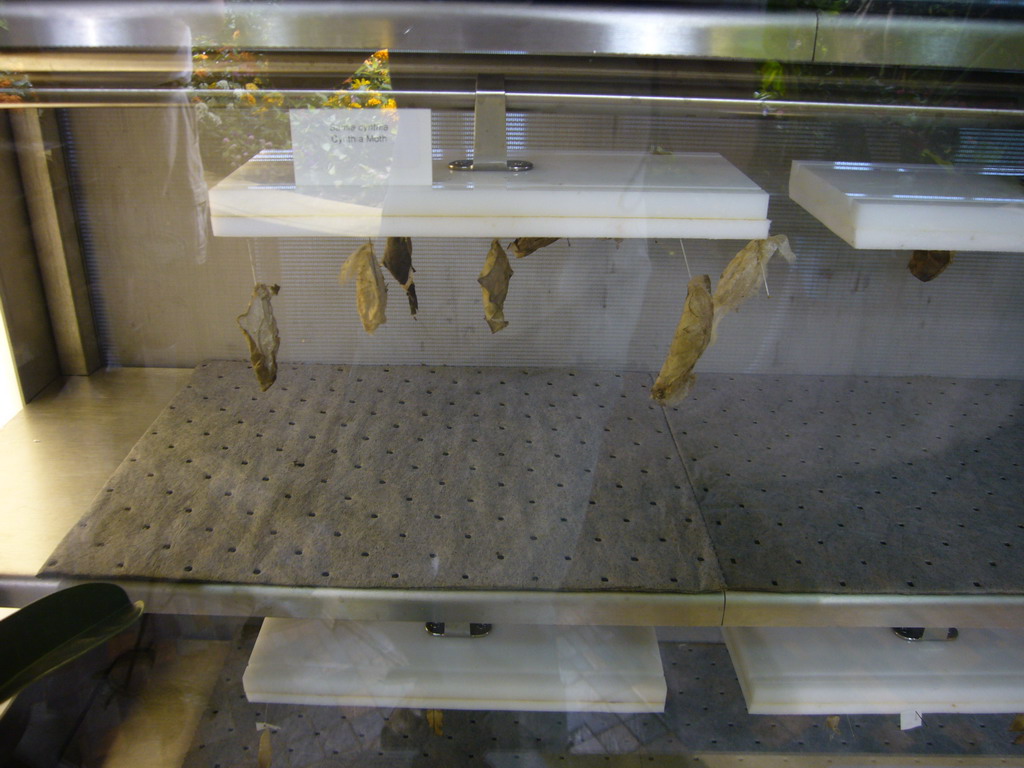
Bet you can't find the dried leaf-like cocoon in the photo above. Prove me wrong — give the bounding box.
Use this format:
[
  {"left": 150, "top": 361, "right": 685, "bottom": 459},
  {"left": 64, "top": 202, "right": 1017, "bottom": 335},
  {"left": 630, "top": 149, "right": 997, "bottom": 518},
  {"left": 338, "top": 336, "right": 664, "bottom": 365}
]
[
  {"left": 339, "top": 241, "right": 387, "bottom": 334},
  {"left": 427, "top": 709, "right": 444, "bottom": 736},
  {"left": 908, "top": 249, "right": 954, "bottom": 282},
  {"left": 383, "top": 236, "right": 418, "bottom": 315},
  {"left": 478, "top": 238, "right": 514, "bottom": 333},
  {"left": 651, "top": 274, "right": 713, "bottom": 406},
  {"left": 826, "top": 715, "right": 841, "bottom": 736},
  {"left": 237, "top": 283, "right": 281, "bottom": 392},
  {"left": 509, "top": 237, "right": 559, "bottom": 259},
  {"left": 711, "top": 234, "right": 796, "bottom": 341}
]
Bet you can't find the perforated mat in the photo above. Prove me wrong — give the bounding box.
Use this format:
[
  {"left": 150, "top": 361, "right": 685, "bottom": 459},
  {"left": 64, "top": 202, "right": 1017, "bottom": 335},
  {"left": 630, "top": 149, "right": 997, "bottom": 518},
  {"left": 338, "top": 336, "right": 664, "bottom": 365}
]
[
  {"left": 41, "top": 361, "right": 723, "bottom": 593},
  {"left": 664, "top": 375, "right": 1024, "bottom": 595}
]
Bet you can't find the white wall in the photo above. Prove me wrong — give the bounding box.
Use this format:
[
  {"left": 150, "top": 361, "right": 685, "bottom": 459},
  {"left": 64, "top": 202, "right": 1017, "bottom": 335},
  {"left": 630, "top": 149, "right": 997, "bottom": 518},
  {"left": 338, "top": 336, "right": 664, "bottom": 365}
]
[{"left": 0, "top": 302, "right": 24, "bottom": 429}]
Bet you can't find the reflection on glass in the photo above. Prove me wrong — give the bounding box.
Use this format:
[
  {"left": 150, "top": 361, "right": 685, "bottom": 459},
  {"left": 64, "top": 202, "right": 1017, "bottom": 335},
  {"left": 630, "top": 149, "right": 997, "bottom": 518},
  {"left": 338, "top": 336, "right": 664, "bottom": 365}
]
[
  {"left": 0, "top": 12, "right": 33, "bottom": 105},
  {"left": 190, "top": 43, "right": 395, "bottom": 177},
  {"left": 1, "top": 3, "right": 1023, "bottom": 765}
]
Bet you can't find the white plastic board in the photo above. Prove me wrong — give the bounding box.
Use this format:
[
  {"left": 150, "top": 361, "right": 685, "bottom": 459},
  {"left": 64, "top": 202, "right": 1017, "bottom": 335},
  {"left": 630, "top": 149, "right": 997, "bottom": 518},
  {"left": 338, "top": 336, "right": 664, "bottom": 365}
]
[
  {"left": 209, "top": 150, "right": 770, "bottom": 239},
  {"left": 789, "top": 160, "right": 1024, "bottom": 252},
  {"left": 243, "top": 619, "right": 667, "bottom": 712},
  {"left": 723, "top": 625, "right": 1024, "bottom": 715}
]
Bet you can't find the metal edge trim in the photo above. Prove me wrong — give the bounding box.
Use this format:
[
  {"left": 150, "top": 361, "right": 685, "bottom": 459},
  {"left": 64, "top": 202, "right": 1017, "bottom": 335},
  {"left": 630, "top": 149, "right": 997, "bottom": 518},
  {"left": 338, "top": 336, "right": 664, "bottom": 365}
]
[
  {"left": 9, "top": 580, "right": 1024, "bottom": 630},
  {"left": 118, "top": 582, "right": 727, "bottom": 625},
  {"left": 3, "top": 90, "right": 1023, "bottom": 125},
  {"left": 724, "top": 591, "right": 1024, "bottom": 629}
]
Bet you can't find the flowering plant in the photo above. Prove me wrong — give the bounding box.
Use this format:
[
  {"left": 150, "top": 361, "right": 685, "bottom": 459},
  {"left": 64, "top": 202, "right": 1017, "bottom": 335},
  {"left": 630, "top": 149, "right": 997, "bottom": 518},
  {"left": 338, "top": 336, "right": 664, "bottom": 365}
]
[
  {"left": 0, "top": 18, "right": 33, "bottom": 103},
  {"left": 0, "top": 71, "right": 32, "bottom": 103},
  {"left": 190, "top": 42, "right": 394, "bottom": 175},
  {"left": 311, "top": 49, "right": 396, "bottom": 111},
  {"left": 190, "top": 33, "right": 290, "bottom": 173}
]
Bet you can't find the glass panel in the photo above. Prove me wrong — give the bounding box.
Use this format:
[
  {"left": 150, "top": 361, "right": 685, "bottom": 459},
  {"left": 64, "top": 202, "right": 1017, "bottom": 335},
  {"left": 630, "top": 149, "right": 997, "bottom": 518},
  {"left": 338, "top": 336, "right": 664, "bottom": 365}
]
[{"left": 1, "top": 2, "right": 1023, "bottom": 765}]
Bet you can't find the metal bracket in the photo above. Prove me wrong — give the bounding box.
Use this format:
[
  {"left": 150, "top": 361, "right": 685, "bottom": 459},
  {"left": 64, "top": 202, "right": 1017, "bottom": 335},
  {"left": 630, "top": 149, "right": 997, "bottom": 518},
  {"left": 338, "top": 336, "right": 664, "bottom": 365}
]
[
  {"left": 425, "top": 621, "right": 493, "bottom": 638},
  {"left": 893, "top": 627, "right": 959, "bottom": 642},
  {"left": 448, "top": 75, "right": 532, "bottom": 172}
]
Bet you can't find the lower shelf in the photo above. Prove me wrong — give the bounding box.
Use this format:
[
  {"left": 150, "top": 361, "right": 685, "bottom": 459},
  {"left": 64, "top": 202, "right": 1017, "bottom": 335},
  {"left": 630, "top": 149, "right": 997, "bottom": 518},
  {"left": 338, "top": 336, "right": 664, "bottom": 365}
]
[
  {"left": 724, "top": 625, "right": 1024, "bottom": 716},
  {"left": 243, "top": 619, "right": 667, "bottom": 712},
  {"left": 192, "top": 620, "right": 1024, "bottom": 764}
]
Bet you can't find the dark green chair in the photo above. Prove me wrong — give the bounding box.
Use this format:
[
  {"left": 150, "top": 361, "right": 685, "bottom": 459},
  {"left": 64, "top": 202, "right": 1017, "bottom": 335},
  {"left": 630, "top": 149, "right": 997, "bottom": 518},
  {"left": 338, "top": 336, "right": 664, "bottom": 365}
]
[{"left": 0, "top": 583, "right": 144, "bottom": 760}]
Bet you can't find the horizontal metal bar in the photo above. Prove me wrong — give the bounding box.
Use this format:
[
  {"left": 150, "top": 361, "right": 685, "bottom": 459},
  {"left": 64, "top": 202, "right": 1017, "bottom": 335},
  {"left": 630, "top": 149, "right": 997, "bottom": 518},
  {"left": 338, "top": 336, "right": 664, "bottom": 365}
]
[
  {"left": 3, "top": 88, "right": 1023, "bottom": 126},
  {"left": 0, "top": 2, "right": 820, "bottom": 62},
  {"left": 724, "top": 591, "right": 1024, "bottom": 629},
  {"left": 18, "top": 578, "right": 1024, "bottom": 628},
  {"left": 23, "top": 579, "right": 726, "bottom": 626},
  {"left": 2, "top": 2, "right": 1022, "bottom": 71},
  {"left": 814, "top": 13, "right": 1024, "bottom": 70},
  {"left": 513, "top": 91, "right": 1024, "bottom": 124},
  {"left": 0, "top": 50, "right": 193, "bottom": 77}
]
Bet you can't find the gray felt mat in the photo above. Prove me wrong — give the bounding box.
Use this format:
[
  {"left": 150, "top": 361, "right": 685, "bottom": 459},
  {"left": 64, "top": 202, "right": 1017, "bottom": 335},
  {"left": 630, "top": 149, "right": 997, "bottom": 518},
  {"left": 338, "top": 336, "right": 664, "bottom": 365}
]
[
  {"left": 41, "top": 361, "right": 723, "bottom": 593},
  {"left": 664, "top": 374, "right": 1024, "bottom": 595}
]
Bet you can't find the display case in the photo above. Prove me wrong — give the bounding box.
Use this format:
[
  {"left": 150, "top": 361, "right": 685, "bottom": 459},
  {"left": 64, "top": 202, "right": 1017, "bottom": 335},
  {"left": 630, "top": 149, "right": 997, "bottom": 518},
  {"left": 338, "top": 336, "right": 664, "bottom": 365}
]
[{"left": 1, "top": 1, "right": 1023, "bottom": 764}]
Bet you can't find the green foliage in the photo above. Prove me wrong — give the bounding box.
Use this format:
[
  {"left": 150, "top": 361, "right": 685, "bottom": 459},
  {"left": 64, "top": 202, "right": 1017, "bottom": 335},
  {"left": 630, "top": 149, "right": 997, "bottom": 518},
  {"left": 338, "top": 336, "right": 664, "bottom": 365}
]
[
  {"left": 190, "top": 41, "right": 395, "bottom": 175},
  {"left": 0, "top": 70, "right": 32, "bottom": 104},
  {"left": 190, "top": 37, "right": 290, "bottom": 173},
  {"left": 756, "top": 60, "right": 787, "bottom": 101}
]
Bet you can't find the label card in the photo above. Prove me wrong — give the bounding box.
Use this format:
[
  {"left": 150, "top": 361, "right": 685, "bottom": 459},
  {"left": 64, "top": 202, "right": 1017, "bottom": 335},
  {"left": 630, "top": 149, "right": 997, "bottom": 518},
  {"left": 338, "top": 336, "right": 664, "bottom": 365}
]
[{"left": 290, "top": 108, "right": 432, "bottom": 188}]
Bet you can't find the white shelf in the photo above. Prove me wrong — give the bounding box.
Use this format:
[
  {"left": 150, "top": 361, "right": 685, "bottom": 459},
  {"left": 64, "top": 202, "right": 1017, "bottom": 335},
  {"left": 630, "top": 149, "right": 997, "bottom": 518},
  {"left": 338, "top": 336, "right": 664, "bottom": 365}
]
[
  {"left": 724, "top": 625, "right": 1024, "bottom": 716},
  {"left": 243, "top": 619, "right": 667, "bottom": 712},
  {"left": 789, "top": 160, "right": 1024, "bottom": 252},
  {"left": 209, "top": 150, "right": 770, "bottom": 239}
]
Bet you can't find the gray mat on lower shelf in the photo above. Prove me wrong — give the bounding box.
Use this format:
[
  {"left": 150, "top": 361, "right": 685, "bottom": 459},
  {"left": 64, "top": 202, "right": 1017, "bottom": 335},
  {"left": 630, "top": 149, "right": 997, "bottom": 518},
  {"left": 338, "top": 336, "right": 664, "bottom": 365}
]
[
  {"left": 182, "top": 621, "right": 1024, "bottom": 765},
  {"left": 41, "top": 361, "right": 723, "bottom": 593},
  {"left": 664, "top": 374, "right": 1024, "bottom": 595}
]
